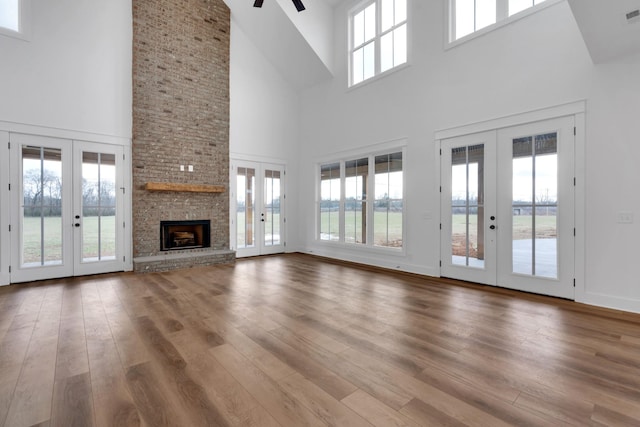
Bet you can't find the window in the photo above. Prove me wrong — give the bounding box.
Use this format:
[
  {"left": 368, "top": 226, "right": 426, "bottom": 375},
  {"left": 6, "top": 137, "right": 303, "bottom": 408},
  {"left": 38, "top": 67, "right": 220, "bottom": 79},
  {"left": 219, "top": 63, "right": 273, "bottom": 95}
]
[
  {"left": 345, "top": 157, "right": 368, "bottom": 244},
  {"left": 350, "top": 0, "right": 408, "bottom": 86},
  {"left": 0, "top": 0, "right": 19, "bottom": 32},
  {"left": 450, "top": 0, "right": 549, "bottom": 42},
  {"left": 318, "top": 150, "right": 403, "bottom": 249},
  {"left": 0, "top": 0, "right": 30, "bottom": 39},
  {"left": 374, "top": 152, "right": 403, "bottom": 247},
  {"left": 320, "top": 163, "right": 341, "bottom": 241}
]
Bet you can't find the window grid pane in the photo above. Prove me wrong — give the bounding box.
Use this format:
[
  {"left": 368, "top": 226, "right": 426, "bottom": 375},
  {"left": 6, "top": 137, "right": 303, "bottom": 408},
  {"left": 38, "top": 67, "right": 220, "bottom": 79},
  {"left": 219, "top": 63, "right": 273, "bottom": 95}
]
[
  {"left": 0, "top": 0, "right": 19, "bottom": 32},
  {"left": 380, "top": 32, "right": 394, "bottom": 73},
  {"left": 320, "top": 163, "right": 341, "bottom": 241},
  {"left": 352, "top": 48, "right": 364, "bottom": 85},
  {"left": 456, "top": 0, "right": 475, "bottom": 39},
  {"left": 353, "top": 9, "right": 365, "bottom": 47},
  {"left": 476, "top": 0, "right": 497, "bottom": 30},
  {"left": 363, "top": 42, "right": 375, "bottom": 81},
  {"left": 381, "top": 0, "right": 394, "bottom": 33},
  {"left": 395, "top": 0, "right": 407, "bottom": 25},
  {"left": 393, "top": 25, "right": 407, "bottom": 67},
  {"left": 364, "top": 3, "right": 376, "bottom": 42}
]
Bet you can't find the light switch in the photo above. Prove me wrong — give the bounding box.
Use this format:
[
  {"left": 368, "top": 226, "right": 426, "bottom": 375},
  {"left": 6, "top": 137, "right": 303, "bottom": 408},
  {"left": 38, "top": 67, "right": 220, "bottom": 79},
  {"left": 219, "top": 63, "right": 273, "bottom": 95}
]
[
  {"left": 180, "top": 165, "right": 184, "bottom": 171},
  {"left": 188, "top": 165, "right": 194, "bottom": 172}
]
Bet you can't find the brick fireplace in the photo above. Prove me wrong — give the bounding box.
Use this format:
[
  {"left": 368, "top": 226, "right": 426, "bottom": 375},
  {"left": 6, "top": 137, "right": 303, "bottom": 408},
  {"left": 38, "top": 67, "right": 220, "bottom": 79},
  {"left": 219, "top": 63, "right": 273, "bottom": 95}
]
[{"left": 131, "top": 0, "right": 235, "bottom": 272}]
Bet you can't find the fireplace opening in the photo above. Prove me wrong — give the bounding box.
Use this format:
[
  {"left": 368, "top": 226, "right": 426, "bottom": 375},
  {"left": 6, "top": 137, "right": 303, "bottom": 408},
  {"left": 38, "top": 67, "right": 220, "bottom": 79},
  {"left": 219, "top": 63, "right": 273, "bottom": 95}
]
[{"left": 160, "top": 220, "right": 211, "bottom": 251}]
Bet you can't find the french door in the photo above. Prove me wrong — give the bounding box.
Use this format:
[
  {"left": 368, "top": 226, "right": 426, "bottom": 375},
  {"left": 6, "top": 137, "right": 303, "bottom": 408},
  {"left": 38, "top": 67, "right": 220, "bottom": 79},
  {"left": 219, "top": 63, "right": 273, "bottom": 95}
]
[
  {"left": 232, "top": 161, "right": 286, "bottom": 257},
  {"left": 9, "top": 134, "right": 125, "bottom": 283},
  {"left": 441, "top": 117, "right": 575, "bottom": 299}
]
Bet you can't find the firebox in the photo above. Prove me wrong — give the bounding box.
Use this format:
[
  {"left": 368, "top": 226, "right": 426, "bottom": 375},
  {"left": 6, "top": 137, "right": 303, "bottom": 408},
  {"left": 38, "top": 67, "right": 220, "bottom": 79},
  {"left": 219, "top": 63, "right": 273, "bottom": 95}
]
[{"left": 160, "top": 220, "right": 211, "bottom": 251}]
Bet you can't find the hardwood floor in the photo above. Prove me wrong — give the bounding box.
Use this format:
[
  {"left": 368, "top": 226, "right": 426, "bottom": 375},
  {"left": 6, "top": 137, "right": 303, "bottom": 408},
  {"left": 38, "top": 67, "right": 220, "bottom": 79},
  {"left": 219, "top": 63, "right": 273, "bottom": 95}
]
[{"left": 1, "top": 253, "right": 639, "bottom": 426}]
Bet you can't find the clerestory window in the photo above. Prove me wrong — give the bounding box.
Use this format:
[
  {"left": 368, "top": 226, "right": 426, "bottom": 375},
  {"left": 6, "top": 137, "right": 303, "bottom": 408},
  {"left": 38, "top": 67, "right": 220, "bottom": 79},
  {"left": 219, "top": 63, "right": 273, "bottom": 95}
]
[
  {"left": 450, "top": 0, "right": 553, "bottom": 42},
  {"left": 0, "top": 0, "right": 30, "bottom": 39},
  {"left": 0, "top": 0, "right": 19, "bottom": 32},
  {"left": 349, "top": 0, "right": 408, "bottom": 87}
]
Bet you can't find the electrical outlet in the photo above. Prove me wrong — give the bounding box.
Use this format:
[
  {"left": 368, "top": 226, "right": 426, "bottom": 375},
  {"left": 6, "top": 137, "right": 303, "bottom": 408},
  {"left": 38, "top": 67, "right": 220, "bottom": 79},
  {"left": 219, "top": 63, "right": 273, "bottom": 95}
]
[
  {"left": 180, "top": 165, "right": 184, "bottom": 171},
  {"left": 188, "top": 165, "right": 193, "bottom": 172},
  {"left": 617, "top": 211, "right": 634, "bottom": 224}
]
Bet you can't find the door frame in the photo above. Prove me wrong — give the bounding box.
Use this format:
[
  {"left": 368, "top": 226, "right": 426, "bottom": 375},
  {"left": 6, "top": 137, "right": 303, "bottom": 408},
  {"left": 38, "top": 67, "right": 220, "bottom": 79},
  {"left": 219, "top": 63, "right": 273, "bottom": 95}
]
[
  {"left": 0, "top": 120, "right": 132, "bottom": 284},
  {"left": 0, "top": 131, "right": 10, "bottom": 286},
  {"left": 435, "top": 101, "right": 586, "bottom": 299},
  {"left": 230, "top": 157, "right": 287, "bottom": 258}
]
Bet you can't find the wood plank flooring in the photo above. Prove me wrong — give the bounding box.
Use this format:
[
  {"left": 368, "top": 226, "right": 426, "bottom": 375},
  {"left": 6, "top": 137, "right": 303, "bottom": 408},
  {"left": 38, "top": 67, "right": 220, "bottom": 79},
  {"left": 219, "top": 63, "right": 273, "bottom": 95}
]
[{"left": 1, "top": 253, "right": 639, "bottom": 426}]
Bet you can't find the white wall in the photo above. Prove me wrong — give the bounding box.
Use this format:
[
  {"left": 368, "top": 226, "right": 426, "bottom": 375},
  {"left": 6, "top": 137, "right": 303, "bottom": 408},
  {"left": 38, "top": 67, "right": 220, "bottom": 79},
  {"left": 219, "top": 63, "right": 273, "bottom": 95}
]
[
  {"left": 581, "top": 53, "right": 640, "bottom": 312},
  {"left": 229, "top": 19, "right": 301, "bottom": 250},
  {"left": 296, "top": 0, "right": 640, "bottom": 312},
  {"left": 0, "top": 0, "right": 132, "bottom": 137}
]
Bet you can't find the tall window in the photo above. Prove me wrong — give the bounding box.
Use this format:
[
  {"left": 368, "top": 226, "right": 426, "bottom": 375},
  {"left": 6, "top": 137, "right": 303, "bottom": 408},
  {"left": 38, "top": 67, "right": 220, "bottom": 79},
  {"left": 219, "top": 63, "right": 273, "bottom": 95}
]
[
  {"left": 345, "top": 158, "right": 369, "bottom": 244},
  {"left": 0, "top": 0, "right": 20, "bottom": 32},
  {"left": 374, "top": 152, "right": 403, "bottom": 247},
  {"left": 350, "top": 0, "right": 408, "bottom": 86},
  {"left": 451, "top": 0, "right": 548, "bottom": 41},
  {"left": 318, "top": 150, "right": 403, "bottom": 249},
  {"left": 320, "top": 163, "right": 341, "bottom": 241}
]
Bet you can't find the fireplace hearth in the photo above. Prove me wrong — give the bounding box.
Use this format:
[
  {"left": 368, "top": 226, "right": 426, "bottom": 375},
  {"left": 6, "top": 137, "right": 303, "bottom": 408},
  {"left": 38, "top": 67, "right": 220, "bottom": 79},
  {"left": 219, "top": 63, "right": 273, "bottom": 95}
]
[{"left": 160, "top": 220, "right": 211, "bottom": 251}]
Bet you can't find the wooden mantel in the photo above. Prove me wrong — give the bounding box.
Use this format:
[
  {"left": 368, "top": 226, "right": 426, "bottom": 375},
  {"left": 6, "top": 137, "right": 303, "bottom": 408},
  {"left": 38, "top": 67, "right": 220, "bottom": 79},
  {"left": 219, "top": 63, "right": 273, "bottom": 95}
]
[{"left": 145, "top": 182, "right": 225, "bottom": 193}]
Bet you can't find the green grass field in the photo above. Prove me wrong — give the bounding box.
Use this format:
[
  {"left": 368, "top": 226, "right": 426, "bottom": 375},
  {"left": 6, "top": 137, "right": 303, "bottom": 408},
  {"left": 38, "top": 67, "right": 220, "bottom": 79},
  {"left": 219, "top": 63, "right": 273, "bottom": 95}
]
[
  {"left": 22, "top": 216, "right": 115, "bottom": 264},
  {"left": 320, "top": 210, "right": 403, "bottom": 247},
  {"left": 451, "top": 214, "right": 556, "bottom": 240}
]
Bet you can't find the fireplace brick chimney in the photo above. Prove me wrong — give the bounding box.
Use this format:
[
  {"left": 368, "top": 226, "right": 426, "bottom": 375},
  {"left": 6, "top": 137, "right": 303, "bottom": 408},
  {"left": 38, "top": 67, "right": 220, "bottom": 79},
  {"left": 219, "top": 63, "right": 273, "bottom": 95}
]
[{"left": 131, "top": 0, "right": 234, "bottom": 272}]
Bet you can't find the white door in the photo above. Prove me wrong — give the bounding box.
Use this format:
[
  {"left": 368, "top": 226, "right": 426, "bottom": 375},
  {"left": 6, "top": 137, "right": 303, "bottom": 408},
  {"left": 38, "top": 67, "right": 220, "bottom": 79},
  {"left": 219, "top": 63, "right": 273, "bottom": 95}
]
[
  {"left": 441, "top": 117, "right": 575, "bottom": 299},
  {"left": 0, "top": 131, "right": 10, "bottom": 285},
  {"left": 441, "top": 131, "right": 498, "bottom": 285},
  {"left": 232, "top": 161, "right": 286, "bottom": 258},
  {"left": 9, "top": 134, "right": 125, "bottom": 283},
  {"left": 73, "top": 141, "right": 125, "bottom": 276},
  {"left": 496, "top": 118, "right": 575, "bottom": 299}
]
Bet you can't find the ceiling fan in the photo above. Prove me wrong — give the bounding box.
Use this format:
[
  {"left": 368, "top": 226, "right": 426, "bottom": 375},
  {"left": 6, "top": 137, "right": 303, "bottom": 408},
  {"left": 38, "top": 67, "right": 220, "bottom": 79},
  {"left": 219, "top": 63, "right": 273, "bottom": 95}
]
[{"left": 253, "top": 0, "right": 306, "bottom": 12}]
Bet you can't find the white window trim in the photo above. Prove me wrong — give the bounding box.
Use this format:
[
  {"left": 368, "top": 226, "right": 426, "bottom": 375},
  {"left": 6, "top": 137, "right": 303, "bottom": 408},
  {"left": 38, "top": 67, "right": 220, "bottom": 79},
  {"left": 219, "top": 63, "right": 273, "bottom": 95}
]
[
  {"left": 0, "top": 0, "right": 32, "bottom": 41},
  {"left": 316, "top": 141, "right": 407, "bottom": 254},
  {"left": 445, "top": 0, "right": 563, "bottom": 49},
  {"left": 348, "top": 0, "right": 411, "bottom": 88}
]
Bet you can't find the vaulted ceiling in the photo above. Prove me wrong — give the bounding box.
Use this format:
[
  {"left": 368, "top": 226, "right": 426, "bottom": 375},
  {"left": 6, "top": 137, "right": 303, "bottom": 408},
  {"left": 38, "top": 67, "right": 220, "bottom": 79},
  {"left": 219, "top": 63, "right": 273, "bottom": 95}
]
[
  {"left": 222, "top": 0, "right": 335, "bottom": 90},
  {"left": 226, "top": 0, "right": 640, "bottom": 91},
  {"left": 568, "top": 0, "right": 640, "bottom": 63}
]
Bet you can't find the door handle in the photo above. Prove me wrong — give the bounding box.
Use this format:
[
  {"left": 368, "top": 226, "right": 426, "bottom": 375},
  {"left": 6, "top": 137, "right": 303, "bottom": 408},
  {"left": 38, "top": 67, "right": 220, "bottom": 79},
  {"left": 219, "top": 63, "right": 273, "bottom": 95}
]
[
  {"left": 490, "top": 225, "right": 496, "bottom": 230},
  {"left": 75, "top": 223, "right": 81, "bottom": 227}
]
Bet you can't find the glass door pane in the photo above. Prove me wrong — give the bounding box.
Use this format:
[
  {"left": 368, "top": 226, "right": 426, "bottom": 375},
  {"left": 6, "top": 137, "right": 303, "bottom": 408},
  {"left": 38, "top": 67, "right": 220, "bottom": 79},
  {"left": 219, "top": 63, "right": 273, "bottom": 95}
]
[
  {"left": 345, "top": 158, "right": 368, "bottom": 244},
  {"left": 512, "top": 133, "right": 558, "bottom": 278},
  {"left": 451, "top": 144, "right": 485, "bottom": 268},
  {"left": 263, "top": 169, "right": 281, "bottom": 247},
  {"left": 81, "top": 152, "right": 117, "bottom": 262},
  {"left": 21, "top": 146, "right": 64, "bottom": 267},
  {"left": 236, "top": 167, "right": 256, "bottom": 249}
]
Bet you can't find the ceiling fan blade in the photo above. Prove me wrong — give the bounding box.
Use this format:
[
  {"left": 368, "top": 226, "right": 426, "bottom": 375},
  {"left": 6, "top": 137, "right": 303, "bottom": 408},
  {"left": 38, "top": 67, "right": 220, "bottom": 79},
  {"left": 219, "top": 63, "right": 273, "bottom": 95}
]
[
  {"left": 292, "top": 0, "right": 305, "bottom": 12},
  {"left": 253, "top": 0, "right": 264, "bottom": 7}
]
